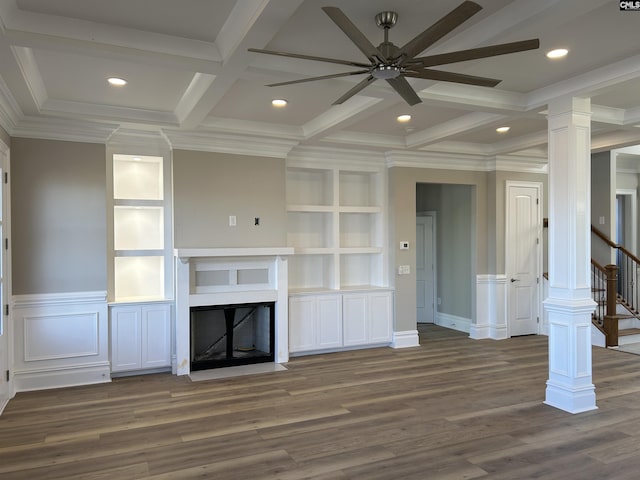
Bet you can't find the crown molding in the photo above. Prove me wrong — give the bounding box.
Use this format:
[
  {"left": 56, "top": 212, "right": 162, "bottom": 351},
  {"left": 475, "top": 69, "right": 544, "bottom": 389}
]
[
  {"left": 107, "top": 128, "right": 171, "bottom": 154},
  {"left": 386, "top": 150, "right": 488, "bottom": 171},
  {"left": 12, "top": 115, "right": 117, "bottom": 143},
  {"left": 163, "top": 129, "right": 299, "bottom": 158},
  {"left": 287, "top": 145, "right": 386, "bottom": 169},
  {"left": 385, "top": 149, "right": 547, "bottom": 173}
]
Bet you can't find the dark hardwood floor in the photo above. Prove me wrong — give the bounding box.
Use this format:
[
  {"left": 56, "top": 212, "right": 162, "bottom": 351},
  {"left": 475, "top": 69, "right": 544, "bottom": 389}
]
[{"left": 2, "top": 325, "right": 640, "bottom": 479}]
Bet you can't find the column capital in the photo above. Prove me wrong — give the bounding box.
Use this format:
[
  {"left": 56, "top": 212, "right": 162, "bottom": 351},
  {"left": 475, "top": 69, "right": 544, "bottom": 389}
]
[{"left": 548, "top": 96, "right": 591, "bottom": 117}]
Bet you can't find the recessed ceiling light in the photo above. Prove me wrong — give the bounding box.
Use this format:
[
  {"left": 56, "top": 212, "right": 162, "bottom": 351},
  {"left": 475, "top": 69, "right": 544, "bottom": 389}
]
[
  {"left": 496, "top": 126, "right": 510, "bottom": 133},
  {"left": 108, "top": 77, "right": 127, "bottom": 86},
  {"left": 397, "top": 114, "right": 412, "bottom": 123},
  {"left": 272, "top": 99, "right": 288, "bottom": 107},
  {"left": 546, "top": 48, "right": 568, "bottom": 59}
]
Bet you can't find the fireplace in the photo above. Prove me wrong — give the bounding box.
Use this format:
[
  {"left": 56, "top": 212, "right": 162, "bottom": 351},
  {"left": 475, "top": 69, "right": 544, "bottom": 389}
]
[
  {"left": 174, "top": 247, "right": 293, "bottom": 376},
  {"left": 190, "top": 302, "right": 275, "bottom": 371}
]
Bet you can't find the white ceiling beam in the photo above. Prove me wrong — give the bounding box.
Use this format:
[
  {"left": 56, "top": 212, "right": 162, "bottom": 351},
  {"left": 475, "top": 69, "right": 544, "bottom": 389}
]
[
  {"left": 405, "top": 111, "right": 507, "bottom": 149},
  {"left": 178, "top": 0, "right": 304, "bottom": 129}
]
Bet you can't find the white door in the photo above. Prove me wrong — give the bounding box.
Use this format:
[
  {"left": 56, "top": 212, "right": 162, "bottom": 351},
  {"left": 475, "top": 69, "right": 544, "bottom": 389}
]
[
  {"left": 506, "top": 182, "right": 541, "bottom": 336},
  {"left": 0, "top": 142, "right": 9, "bottom": 408},
  {"left": 416, "top": 214, "right": 436, "bottom": 323}
]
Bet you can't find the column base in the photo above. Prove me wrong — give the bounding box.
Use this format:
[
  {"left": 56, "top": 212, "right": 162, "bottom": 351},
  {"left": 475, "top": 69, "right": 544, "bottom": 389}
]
[{"left": 544, "top": 380, "right": 597, "bottom": 414}]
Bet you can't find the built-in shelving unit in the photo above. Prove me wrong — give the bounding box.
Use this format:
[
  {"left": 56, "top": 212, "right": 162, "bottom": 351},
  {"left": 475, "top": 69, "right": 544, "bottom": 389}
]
[
  {"left": 286, "top": 159, "right": 392, "bottom": 355},
  {"left": 286, "top": 164, "right": 387, "bottom": 292},
  {"left": 110, "top": 154, "right": 171, "bottom": 302}
]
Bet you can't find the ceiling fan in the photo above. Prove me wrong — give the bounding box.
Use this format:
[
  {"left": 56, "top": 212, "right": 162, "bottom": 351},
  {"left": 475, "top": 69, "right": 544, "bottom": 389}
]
[{"left": 248, "top": 1, "right": 539, "bottom": 106}]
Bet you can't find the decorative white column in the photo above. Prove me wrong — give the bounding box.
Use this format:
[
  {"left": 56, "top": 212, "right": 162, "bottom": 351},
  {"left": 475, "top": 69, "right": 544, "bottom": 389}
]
[{"left": 544, "top": 96, "right": 597, "bottom": 413}]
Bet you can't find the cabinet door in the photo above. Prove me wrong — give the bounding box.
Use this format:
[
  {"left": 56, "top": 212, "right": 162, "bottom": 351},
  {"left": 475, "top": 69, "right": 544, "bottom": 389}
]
[
  {"left": 317, "top": 295, "right": 342, "bottom": 349},
  {"left": 342, "top": 294, "right": 368, "bottom": 346},
  {"left": 289, "top": 297, "right": 316, "bottom": 352},
  {"left": 368, "top": 291, "right": 392, "bottom": 343},
  {"left": 141, "top": 305, "right": 171, "bottom": 368},
  {"left": 111, "top": 307, "right": 142, "bottom": 372}
]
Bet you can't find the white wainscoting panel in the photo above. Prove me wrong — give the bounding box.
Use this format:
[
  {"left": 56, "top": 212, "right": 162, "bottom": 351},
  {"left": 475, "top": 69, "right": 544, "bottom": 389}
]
[
  {"left": 471, "top": 274, "right": 507, "bottom": 339},
  {"left": 24, "top": 312, "right": 99, "bottom": 361},
  {"left": 12, "top": 291, "right": 110, "bottom": 392}
]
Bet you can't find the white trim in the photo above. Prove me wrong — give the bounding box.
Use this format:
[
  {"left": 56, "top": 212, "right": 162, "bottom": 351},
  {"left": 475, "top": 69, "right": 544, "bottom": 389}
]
[
  {"left": 472, "top": 274, "right": 507, "bottom": 340},
  {"left": 13, "top": 291, "right": 107, "bottom": 308},
  {"left": 436, "top": 312, "right": 471, "bottom": 334},
  {"left": 12, "top": 363, "right": 111, "bottom": 392},
  {"left": 391, "top": 330, "right": 420, "bottom": 348},
  {"left": 174, "top": 247, "right": 293, "bottom": 259}
]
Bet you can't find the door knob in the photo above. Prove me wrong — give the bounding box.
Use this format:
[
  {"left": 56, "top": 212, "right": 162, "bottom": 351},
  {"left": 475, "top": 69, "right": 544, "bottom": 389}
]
[{"left": 510, "top": 278, "right": 519, "bottom": 283}]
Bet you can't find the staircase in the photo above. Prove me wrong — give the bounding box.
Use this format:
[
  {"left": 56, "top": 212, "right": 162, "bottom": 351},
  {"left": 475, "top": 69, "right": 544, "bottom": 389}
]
[{"left": 591, "top": 225, "right": 640, "bottom": 348}]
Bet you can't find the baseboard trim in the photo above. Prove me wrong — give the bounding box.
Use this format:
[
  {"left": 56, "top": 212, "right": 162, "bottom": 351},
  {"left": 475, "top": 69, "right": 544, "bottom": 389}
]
[
  {"left": 13, "top": 363, "right": 111, "bottom": 392},
  {"left": 436, "top": 313, "right": 471, "bottom": 333},
  {"left": 391, "top": 330, "right": 420, "bottom": 348}
]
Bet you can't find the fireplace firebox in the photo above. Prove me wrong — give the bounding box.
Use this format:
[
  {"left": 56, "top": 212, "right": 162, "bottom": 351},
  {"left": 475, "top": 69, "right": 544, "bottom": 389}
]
[{"left": 190, "top": 302, "right": 275, "bottom": 371}]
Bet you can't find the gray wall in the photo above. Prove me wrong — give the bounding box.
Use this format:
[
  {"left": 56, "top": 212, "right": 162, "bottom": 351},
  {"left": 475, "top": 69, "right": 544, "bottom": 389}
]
[
  {"left": 173, "top": 150, "right": 286, "bottom": 248},
  {"left": 11, "top": 138, "right": 107, "bottom": 294},
  {"left": 591, "top": 151, "right": 613, "bottom": 266}
]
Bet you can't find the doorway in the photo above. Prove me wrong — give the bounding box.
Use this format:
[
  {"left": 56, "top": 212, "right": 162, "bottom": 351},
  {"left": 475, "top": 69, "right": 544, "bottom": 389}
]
[
  {"left": 416, "top": 213, "right": 436, "bottom": 323},
  {"left": 616, "top": 189, "right": 637, "bottom": 255},
  {"left": 505, "top": 181, "right": 542, "bottom": 336}
]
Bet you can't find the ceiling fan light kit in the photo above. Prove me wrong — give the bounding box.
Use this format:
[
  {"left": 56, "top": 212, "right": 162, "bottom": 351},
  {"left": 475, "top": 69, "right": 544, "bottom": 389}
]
[{"left": 249, "top": 1, "right": 540, "bottom": 106}]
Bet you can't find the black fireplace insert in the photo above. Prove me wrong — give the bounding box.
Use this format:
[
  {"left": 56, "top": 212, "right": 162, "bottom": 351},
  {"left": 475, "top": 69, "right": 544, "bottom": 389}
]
[{"left": 190, "top": 302, "right": 275, "bottom": 371}]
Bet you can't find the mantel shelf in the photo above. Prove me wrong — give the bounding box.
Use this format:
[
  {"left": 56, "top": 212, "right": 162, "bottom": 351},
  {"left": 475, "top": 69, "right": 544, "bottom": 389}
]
[{"left": 174, "top": 247, "right": 294, "bottom": 260}]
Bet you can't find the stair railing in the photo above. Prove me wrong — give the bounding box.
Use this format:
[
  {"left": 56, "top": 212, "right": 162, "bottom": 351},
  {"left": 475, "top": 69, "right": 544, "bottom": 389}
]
[
  {"left": 591, "top": 225, "right": 640, "bottom": 346},
  {"left": 592, "top": 225, "right": 640, "bottom": 315}
]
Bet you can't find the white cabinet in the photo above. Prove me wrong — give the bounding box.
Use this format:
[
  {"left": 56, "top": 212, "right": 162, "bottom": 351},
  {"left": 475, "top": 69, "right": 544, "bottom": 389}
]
[
  {"left": 290, "top": 290, "right": 391, "bottom": 354},
  {"left": 110, "top": 303, "right": 171, "bottom": 373},
  {"left": 343, "top": 291, "right": 393, "bottom": 346},
  {"left": 289, "top": 294, "right": 342, "bottom": 353}
]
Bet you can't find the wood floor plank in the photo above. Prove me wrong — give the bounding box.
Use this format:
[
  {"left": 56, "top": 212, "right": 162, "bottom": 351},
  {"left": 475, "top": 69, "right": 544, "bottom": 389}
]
[{"left": 3, "top": 325, "right": 640, "bottom": 479}]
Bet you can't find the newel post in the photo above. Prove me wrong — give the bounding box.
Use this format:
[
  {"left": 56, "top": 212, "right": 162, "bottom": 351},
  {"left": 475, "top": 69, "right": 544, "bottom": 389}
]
[{"left": 603, "top": 264, "right": 618, "bottom": 347}]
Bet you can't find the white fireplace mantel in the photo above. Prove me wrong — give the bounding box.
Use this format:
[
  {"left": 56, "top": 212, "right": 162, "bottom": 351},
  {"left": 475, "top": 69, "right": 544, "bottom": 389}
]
[
  {"left": 174, "top": 247, "right": 294, "bottom": 261},
  {"left": 174, "top": 247, "right": 293, "bottom": 376}
]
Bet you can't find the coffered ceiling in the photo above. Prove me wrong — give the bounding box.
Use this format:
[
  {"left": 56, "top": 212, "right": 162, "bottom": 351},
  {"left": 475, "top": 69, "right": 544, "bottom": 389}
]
[{"left": 0, "top": 0, "right": 638, "bottom": 163}]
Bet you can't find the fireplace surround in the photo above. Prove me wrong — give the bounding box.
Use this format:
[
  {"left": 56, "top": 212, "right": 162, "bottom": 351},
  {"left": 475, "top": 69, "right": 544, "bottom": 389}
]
[{"left": 174, "top": 248, "right": 293, "bottom": 376}]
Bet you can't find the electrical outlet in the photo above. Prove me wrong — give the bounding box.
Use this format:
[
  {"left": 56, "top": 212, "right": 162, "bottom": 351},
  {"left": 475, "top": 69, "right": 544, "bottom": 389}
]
[
  {"left": 400, "top": 241, "right": 409, "bottom": 250},
  {"left": 254, "top": 217, "right": 260, "bottom": 226}
]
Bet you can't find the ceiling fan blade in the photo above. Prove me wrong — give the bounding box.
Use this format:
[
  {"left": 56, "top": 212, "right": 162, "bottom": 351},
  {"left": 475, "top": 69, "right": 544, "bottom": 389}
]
[
  {"left": 322, "top": 7, "right": 386, "bottom": 62},
  {"left": 406, "top": 39, "right": 540, "bottom": 67},
  {"left": 386, "top": 77, "right": 422, "bottom": 106},
  {"left": 266, "top": 70, "right": 370, "bottom": 87},
  {"left": 404, "top": 68, "right": 501, "bottom": 87},
  {"left": 248, "top": 48, "right": 371, "bottom": 69},
  {"left": 333, "top": 75, "right": 377, "bottom": 104},
  {"left": 397, "top": 1, "right": 482, "bottom": 63}
]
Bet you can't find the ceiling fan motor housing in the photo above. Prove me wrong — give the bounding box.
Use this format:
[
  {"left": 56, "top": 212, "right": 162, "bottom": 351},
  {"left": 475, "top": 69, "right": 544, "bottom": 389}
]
[{"left": 375, "top": 11, "right": 398, "bottom": 29}]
